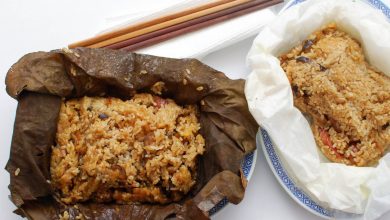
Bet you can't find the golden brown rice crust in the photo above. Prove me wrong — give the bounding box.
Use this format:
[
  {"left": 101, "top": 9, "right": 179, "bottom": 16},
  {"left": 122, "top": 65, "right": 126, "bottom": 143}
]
[{"left": 280, "top": 23, "right": 390, "bottom": 166}]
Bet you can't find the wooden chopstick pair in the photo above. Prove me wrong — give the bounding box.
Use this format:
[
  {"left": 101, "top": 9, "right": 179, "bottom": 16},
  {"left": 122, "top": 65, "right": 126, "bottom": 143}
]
[{"left": 69, "top": 0, "right": 282, "bottom": 51}]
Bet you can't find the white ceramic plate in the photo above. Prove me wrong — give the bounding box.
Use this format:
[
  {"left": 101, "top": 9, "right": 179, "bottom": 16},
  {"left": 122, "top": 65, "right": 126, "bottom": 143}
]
[{"left": 259, "top": 1, "right": 390, "bottom": 219}]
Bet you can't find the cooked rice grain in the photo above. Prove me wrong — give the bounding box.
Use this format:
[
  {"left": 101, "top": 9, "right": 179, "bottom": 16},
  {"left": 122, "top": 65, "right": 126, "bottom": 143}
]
[
  {"left": 50, "top": 93, "right": 205, "bottom": 204},
  {"left": 280, "top": 23, "right": 390, "bottom": 166}
]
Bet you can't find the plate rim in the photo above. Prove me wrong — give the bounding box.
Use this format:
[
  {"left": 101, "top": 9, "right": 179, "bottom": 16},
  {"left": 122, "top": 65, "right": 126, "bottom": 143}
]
[
  {"left": 282, "top": 0, "right": 390, "bottom": 20},
  {"left": 208, "top": 149, "right": 258, "bottom": 215},
  {"left": 258, "top": 129, "right": 334, "bottom": 219}
]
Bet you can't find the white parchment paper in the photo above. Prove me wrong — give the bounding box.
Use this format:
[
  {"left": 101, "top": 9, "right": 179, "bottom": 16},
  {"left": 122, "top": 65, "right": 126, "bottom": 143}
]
[{"left": 245, "top": 0, "right": 390, "bottom": 219}]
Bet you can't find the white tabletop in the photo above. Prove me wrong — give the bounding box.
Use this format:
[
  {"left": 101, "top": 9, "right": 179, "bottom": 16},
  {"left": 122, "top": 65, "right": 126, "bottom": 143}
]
[{"left": 1, "top": 1, "right": 389, "bottom": 220}]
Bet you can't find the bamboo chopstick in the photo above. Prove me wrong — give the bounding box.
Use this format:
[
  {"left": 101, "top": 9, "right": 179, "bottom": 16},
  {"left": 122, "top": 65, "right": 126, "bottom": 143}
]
[
  {"left": 120, "top": 0, "right": 281, "bottom": 51},
  {"left": 105, "top": 0, "right": 269, "bottom": 50},
  {"left": 68, "top": 0, "right": 235, "bottom": 48},
  {"left": 87, "top": 0, "right": 252, "bottom": 48}
]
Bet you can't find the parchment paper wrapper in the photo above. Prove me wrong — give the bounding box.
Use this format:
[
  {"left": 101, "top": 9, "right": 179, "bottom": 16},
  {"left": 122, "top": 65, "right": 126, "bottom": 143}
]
[
  {"left": 5, "top": 47, "right": 258, "bottom": 220},
  {"left": 245, "top": 0, "right": 390, "bottom": 219}
]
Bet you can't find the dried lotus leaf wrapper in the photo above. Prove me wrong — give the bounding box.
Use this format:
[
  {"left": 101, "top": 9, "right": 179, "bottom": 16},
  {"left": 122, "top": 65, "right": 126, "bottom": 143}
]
[{"left": 5, "top": 48, "right": 258, "bottom": 220}]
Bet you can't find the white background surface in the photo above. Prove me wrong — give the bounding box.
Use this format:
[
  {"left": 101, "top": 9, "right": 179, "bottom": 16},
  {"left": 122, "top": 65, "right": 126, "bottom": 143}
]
[{"left": 0, "top": 1, "right": 389, "bottom": 220}]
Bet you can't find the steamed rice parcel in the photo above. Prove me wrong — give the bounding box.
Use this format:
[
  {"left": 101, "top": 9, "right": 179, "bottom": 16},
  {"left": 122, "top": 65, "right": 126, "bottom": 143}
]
[
  {"left": 51, "top": 93, "right": 205, "bottom": 204},
  {"left": 280, "top": 23, "right": 390, "bottom": 166}
]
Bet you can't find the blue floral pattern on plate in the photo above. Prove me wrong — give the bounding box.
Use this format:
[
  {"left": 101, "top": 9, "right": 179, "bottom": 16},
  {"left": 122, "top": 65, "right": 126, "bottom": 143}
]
[
  {"left": 367, "top": 0, "right": 390, "bottom": 18},
  {"left": 289, "top": 0, "right": 390, "bottom": 20},
  {"left": 260, "top": 128, "right": 333, "bottom": 218},
  {"left": 208, "top": 151, "right": 255, "bottom": 215}
]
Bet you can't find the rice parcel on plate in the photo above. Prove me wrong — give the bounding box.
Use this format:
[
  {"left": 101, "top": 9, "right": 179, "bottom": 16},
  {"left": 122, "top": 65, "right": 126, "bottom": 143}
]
[
  {"left": 280, "top": 23, "right": 390, "bottom": 167},
  {"left": 5, "top": 48, "right": 258, "bottom": 220},
  {"left": 246, "top": 0, "right": 390, "bottom": 217}
]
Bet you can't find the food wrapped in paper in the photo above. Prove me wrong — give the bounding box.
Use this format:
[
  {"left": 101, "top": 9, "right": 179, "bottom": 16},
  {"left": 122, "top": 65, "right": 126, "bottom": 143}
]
[
  {"left": 5, "top": 47, "right": 258, "bottom": 220},
  {"left": 245, "top": 0, "right": 390, "bottom": 219}
]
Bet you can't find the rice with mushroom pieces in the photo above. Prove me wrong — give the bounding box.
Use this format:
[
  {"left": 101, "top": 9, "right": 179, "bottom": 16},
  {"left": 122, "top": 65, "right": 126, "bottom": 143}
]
[
  {"left": 280, "top": 23, "right": 390, "bottom": 166},
  {"left": 50, "top": 93, "right": 205, "bottom": 204}
]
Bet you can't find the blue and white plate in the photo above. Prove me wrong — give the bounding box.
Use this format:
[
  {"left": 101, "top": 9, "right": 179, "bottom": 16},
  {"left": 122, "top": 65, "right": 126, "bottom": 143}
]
[
  {"left": 258, "top": 0, "right": 390, "bottom": 219},
  {"left": 284, "top": 0, "right": 390, "bottom": 19},
  {"left": 259, "top": 128, "right": 335, "bottom": 219},
  {"left": 259, "top": 128, "right": 363, "bottom": 219},
  {"left": 209, "top": 150, "right": 257, "bottom": 215}
]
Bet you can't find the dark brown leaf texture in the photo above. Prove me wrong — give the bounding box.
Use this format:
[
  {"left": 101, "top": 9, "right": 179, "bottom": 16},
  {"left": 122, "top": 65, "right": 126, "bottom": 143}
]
[{"left": 5, "top": 48, "right": 258, "bottom": 220}]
